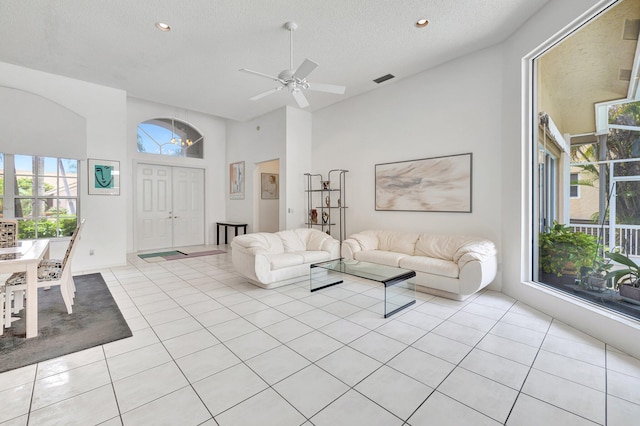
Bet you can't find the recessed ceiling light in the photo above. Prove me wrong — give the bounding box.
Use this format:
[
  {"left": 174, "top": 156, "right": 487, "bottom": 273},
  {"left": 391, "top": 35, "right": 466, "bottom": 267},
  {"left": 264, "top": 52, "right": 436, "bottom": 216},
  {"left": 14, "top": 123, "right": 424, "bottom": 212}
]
[
  {"left": 155, "top": 22, "right": 171, "bottom": 32},
  {"left": 415, "top": 19, "right": 429, "bottom": 28}
]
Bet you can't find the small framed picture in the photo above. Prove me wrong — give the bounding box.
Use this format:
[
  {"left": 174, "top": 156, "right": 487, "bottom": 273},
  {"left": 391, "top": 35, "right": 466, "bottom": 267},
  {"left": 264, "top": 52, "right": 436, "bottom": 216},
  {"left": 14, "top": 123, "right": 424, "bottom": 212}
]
[
  {"left": 261, "top": 173, "right": 279, "bottom": 199},
  {"left": 322, "top": 180, "right": 331, "bottom": 190},
  {"left": 230, "top": 161, "right": 245, "bottom": 200},
  {"left": 88, "top": 159, "right": 120, "bottom": 195}
]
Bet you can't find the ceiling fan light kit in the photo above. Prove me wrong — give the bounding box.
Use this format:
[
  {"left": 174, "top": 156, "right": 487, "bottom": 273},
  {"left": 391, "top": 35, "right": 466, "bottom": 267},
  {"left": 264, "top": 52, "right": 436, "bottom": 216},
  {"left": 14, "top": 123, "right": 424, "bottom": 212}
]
[{"left": 239, "top": 21, "right": 346, "bottom": 108}]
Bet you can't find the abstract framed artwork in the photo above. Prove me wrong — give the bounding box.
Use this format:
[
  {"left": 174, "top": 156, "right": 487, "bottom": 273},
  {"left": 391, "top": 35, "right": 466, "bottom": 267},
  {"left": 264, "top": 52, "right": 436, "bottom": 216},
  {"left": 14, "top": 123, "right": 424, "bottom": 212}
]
[
  {"left": 229, "top": 161, "right": 245, "bottom": 199},
  {"left": 88, "top": 159, "right": 120, "bottom": 195},
  {"left": 375, "top": 153, "right": 472, "bottom": 212},
  {"left": 261, "top": 173, "right": 279, "bottom": 199}
]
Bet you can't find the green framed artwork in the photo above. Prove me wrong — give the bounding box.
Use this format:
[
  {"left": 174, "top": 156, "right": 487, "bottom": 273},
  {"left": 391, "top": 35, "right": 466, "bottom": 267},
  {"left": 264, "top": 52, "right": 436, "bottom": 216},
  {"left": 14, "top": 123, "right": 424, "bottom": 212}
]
[{"left": 88, "top": 159, "right": 120, "bottom": 195}]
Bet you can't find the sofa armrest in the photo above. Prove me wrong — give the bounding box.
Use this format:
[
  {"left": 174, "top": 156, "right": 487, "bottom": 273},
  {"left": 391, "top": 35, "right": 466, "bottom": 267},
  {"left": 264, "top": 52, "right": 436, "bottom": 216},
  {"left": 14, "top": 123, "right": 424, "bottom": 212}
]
[
  {"left": 341, "top": 239, "right": 360, "bottom": 259},
  {"left": 321, "top": 238, "right": 341, "bottom": 258},
  {"left": 458, "top": 255, "right": 498, "bottom": 296},
  {"left": 342, "top": 232, "right": 380, "bottom": 259},
  {"left": 230, "top": 239, "right": 269, "bottom": 256},
  {"left": 453, "top": 239, "right": 497, "bottom": 268}
]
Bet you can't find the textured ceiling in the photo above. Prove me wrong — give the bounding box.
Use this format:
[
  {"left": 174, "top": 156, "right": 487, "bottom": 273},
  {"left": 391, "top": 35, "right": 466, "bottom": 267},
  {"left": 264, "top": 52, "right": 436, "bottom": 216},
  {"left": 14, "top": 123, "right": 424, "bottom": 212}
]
[
  {"left": 538, "top": 0, "right": 640, "bottom": 136},
  {"left": 0, "top": 0, "right": 551, "bottom": 121}
]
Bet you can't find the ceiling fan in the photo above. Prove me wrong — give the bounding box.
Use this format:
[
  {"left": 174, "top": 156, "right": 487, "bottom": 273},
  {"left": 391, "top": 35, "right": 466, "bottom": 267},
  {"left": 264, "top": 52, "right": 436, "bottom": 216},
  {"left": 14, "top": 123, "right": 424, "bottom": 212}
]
[{"left": 239, "top": 21, "right": 346, "bottom": 108}]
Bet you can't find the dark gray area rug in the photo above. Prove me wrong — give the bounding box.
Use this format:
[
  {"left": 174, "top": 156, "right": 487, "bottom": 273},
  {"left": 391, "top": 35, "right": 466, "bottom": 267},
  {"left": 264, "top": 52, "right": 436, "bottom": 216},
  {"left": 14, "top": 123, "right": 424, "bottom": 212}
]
[{"left": 0, "top": 272, "right": 132, "bottom": 374}]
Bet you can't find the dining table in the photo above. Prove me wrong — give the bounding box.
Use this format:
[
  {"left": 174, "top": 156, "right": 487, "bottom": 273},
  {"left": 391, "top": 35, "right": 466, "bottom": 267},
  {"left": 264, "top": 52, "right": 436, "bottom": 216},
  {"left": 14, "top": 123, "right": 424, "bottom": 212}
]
[{"left": 0, "top": 239, "right": 50, "bottom": 338}]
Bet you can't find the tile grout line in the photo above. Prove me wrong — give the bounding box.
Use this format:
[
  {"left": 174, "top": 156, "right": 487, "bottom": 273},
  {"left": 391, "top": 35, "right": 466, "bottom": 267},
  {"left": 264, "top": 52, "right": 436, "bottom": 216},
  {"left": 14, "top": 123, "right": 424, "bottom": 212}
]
[
  {"left": 399, "top": 292, "right": 519, "bottom": 424},
  {"left": 502, "top": 306, "right": 552, "bottom": 424}
]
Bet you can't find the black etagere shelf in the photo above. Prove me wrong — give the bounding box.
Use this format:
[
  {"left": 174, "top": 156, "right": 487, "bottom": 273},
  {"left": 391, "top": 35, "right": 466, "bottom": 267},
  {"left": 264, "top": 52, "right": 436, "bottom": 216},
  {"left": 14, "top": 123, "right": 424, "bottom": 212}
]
[{"left": 304, "top": 169, "right": 348, "bottom": 242}]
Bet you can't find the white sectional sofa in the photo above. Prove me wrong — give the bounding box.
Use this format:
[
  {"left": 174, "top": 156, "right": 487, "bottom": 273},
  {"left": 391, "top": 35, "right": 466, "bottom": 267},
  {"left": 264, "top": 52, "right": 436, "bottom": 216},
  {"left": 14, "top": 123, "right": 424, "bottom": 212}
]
[
  {"left": 342, "top": 230, "right": 497, "bottom": 300},
  {"left": 231, "top": 228, "right": 340, "bottom": 289}
]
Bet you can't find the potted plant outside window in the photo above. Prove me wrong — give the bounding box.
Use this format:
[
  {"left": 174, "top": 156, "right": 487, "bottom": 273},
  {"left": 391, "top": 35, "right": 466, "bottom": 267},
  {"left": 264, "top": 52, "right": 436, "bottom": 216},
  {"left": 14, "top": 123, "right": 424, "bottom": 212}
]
[
  {"left": 539, "top": 222, "right": 598, "bottom": 286},
  {"left": 579, "top": 254, "right": 613, "bottom": 292},
  {"left": 604, "top": 252, "right": 640, "bottom": 303}
]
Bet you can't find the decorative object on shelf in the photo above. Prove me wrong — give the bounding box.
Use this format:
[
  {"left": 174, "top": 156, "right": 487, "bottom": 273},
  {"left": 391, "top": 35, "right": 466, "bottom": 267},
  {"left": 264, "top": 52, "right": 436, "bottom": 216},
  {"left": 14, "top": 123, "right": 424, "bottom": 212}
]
[
  {"left": 322, "top": 180, "right": 331, "bottom": 190},
  {"left": 325, "top": 196, "right": 330, "bottom": 207},
  {"left": 322, "top": 211, "right": 329, "bottom": 224},
  {"left": 375, "top": 153, "right": 472, "bottom": 212},
  {"left": 337, "top": 198, "right": 341, "bottom": 207},
  {"left": 311, "top": 209, "right": 318, "bottom": 224},
  {"left": 229, "top": 161, "right": 245, "bottom": 200},
  {"left": 88, "top": 159, "right": 120, "bottom": 195},
  {"left": 261, "top": 173, "right": 279, "bottom": 199}
]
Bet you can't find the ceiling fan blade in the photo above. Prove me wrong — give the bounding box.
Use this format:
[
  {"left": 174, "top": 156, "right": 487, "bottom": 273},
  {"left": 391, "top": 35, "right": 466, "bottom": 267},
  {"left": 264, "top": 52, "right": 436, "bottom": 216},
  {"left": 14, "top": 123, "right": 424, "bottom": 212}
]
[
  {"left": 291, "top": 90, "right": 309, "bottom": 108},
  {"left": 293, "top": 59, "right": 318, "bottom": 80},
  {"left": 249, "top": 87, "right": 281, "bottom": 101},
  {"left": 239, "top": 68, "right": 284, "bottom": 83},
  {"left": 307, "top": 82, "right": 346, "bottom": 95}
]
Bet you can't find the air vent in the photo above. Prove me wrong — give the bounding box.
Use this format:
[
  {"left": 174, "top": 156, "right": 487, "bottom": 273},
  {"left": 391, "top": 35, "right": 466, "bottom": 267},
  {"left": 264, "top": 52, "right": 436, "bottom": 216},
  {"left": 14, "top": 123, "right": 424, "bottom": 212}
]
[
  {"left": 623, "top": 19, "right": 640, "bottom": 40},
  {"left": 373, "top": 74, "right": 395, "bottom": 84},
  {"left": 619, "top": 68, "right": 632, "bottom": 81}
]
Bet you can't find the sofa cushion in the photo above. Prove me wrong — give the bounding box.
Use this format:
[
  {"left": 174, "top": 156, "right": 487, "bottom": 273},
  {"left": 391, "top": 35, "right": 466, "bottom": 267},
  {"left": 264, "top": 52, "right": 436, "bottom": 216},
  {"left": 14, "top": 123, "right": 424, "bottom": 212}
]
[
  {"left": 415, "top": 235, "right": 475, "bottom": 261},
  {"left": 374, "top": 230, "right": 418, "bottom": 255},
  {"left": 293, "top": 250, "right": 332, "bottom": 264},
  {"left": 268, "top": 252, "right": 305, "bottom": 270},
  {"left": 278, "top": 230, "right": 307, "bottom": 252},
  {"left": 354, "top": 250, "right": 408, "bottom": 267},
  {"left": 398, "top": 256, "right": 459, "bottom": 278}
]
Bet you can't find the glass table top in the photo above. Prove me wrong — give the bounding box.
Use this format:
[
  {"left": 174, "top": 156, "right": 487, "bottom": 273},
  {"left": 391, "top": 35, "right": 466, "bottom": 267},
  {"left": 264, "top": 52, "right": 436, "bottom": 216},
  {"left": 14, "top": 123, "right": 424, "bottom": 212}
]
[{"left": 311, "top": 259, "right": 415, "bottom": 285}]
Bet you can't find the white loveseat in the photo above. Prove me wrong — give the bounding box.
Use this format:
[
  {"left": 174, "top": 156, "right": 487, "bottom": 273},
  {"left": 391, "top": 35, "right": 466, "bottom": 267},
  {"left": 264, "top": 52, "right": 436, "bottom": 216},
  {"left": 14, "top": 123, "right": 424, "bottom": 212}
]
[
  {"left": 231, "top": 228, "right": 340, "bottom": 289},
  {"left": 342, "top": 230, "right": 497, "bottom": 300}
]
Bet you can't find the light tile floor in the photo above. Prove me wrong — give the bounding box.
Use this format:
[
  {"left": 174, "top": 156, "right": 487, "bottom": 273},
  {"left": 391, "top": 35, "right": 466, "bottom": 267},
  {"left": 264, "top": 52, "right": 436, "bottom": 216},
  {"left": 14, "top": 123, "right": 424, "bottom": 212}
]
[{"left": 1, "top": 246, "right": 640, "bottom": 425}]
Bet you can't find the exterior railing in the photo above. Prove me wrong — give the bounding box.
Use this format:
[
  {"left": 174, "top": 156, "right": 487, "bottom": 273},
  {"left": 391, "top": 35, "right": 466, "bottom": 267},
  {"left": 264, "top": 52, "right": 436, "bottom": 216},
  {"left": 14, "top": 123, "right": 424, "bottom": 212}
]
[{"left": 570, "top": 223, "right": 640, "bottom": 256}]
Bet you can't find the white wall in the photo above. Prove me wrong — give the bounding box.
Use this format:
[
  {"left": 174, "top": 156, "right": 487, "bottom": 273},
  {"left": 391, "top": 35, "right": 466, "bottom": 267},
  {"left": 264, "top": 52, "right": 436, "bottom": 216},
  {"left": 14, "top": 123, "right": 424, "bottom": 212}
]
[
  {"left": 0, "top": 61, "right": 127, "bottom": 270},
  {"left": 226, "top": 106, "right": 312, "bottom": 232},
  {"left": 126, "top": 97, "right": 227, "bottom": 250},
  {"left": 226, "top": 108, "right": 286, "bottom": 231},
  {"left": 0, "top": 87, "right": 86, "bottom": 159},
  {"left": 313, "top": 47, "right": 504, "bottom": 288},
  {"left": 501, "top": 0, "right": 640, "bottom": 358},
  {"left": 285, "top": 107, "right": 312, "bottom": 230}
]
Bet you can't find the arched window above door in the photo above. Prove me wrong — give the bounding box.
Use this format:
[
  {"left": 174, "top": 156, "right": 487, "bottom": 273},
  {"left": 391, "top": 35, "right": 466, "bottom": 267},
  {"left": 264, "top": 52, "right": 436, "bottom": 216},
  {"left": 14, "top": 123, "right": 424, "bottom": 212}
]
[{"left": 137, "top": 118, "right": 204, "bottom": 159}]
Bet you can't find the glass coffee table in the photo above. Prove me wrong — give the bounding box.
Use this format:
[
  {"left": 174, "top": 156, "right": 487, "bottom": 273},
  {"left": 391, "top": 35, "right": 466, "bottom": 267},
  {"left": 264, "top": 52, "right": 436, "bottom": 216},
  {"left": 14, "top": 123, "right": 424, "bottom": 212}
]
[{"left": 310, "top": 259, "right": 416, "bottom": 318}]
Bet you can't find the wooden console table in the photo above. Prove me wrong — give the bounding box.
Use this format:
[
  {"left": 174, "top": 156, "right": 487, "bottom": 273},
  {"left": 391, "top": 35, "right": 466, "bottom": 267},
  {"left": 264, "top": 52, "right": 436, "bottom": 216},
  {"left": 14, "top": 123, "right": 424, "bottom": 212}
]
[{"left": 216, "top": 222, "right": 248, "bottom": 245}]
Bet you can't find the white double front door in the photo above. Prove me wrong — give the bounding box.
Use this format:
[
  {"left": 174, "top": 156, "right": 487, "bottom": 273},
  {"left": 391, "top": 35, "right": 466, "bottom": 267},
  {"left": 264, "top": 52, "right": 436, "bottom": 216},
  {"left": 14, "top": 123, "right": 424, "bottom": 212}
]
[{"left": 136, "top": 164, "right": 205, "bottom": 251}]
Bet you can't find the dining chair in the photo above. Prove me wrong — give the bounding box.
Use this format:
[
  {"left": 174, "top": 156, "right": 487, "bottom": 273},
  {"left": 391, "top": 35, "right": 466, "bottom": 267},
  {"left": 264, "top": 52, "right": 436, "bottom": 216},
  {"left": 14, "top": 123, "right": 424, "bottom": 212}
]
[
  {"left": 0, "top": 219, "right": 19, "bottom": 334},
  {"left": 4, "top": 219, "right": 85, "bottom": 328}
]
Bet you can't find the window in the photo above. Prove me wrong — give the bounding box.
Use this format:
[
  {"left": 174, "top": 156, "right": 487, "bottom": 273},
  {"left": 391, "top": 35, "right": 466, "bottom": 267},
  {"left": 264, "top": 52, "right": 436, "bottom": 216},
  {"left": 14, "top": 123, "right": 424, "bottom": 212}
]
[
  {"left": 532, "top": 0, "right": 640, "bottom": 322},
  {"left": 570, "top": 173, "right": 580, "bottom": 198},
  {"left": 2, "top": 153, "right": 79, "bottom": 239},
  {"left": 137, "top": 118, "right": 203, "bottom": 159}
]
